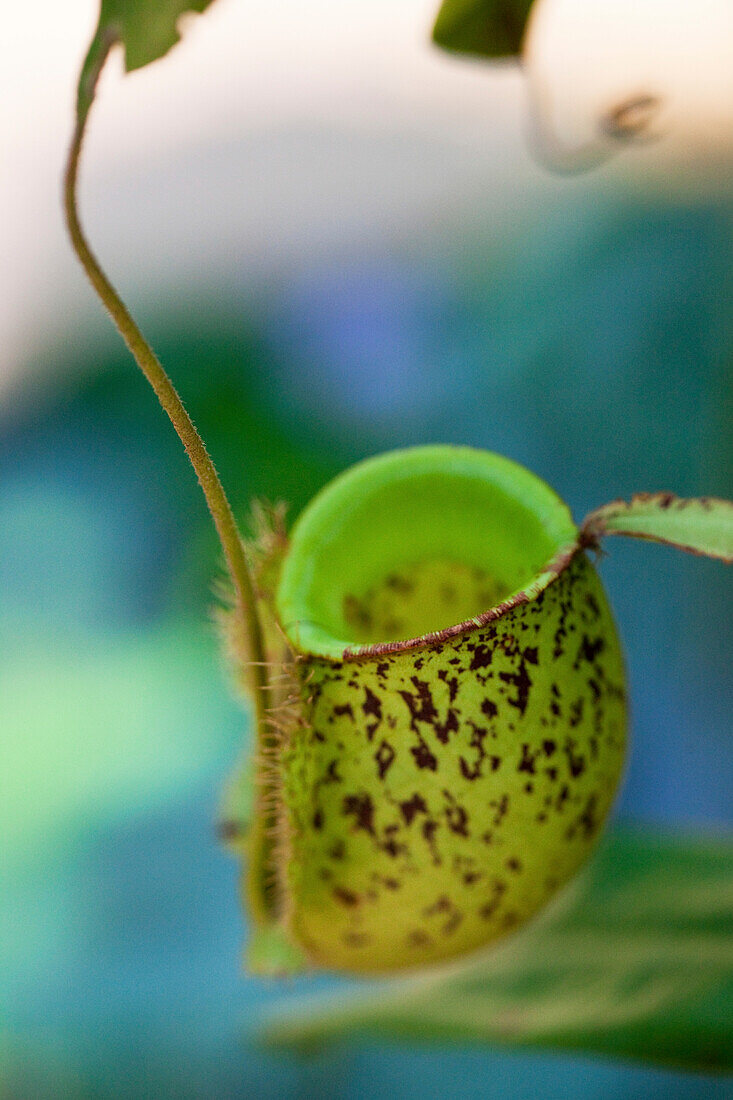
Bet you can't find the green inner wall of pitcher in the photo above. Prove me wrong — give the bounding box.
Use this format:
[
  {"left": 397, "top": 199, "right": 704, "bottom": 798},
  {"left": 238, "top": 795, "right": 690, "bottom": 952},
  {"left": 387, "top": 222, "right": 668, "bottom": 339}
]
[{"left": 277, "top": 446, "right": 579, "bottom": 657}]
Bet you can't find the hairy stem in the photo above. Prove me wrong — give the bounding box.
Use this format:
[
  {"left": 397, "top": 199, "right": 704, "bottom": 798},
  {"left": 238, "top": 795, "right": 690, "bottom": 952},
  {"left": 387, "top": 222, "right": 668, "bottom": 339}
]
[{"left": 64, "top": 41, "right": 268, "bottom": 729}]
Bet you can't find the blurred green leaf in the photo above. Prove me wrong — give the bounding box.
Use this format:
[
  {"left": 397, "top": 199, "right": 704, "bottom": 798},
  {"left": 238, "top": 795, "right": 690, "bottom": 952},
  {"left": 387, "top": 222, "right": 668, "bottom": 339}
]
[
  {"left": 582, "top": 495, "right": 733, "bottom": 564},
  {"left": 78, "top": 0, "right": 219, "bottom": 120},
  {"left": 1, "top": 624, "right": 242, "bottom": 872},
  {"left": 432, "top": 0, "right": 533, "bottom": 59},
  {"left": 0, "top": 1034, "right": 88, "bottom": 1099},
  {"left": 262, "top": 831, "right": 733, "bottom": 1070}
]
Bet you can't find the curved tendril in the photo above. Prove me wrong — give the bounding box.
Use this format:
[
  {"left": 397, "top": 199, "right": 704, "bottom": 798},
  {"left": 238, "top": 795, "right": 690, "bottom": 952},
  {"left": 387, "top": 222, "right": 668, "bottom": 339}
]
[{"left": 64, "top": 41, "right": 269, "bottom": 733}]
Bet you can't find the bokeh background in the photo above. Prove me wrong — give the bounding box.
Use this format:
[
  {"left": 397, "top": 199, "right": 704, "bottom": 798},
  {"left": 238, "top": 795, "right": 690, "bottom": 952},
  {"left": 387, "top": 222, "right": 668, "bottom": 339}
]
[{"left": 3, "top": 1, "right": 732, "bottom": 1096}]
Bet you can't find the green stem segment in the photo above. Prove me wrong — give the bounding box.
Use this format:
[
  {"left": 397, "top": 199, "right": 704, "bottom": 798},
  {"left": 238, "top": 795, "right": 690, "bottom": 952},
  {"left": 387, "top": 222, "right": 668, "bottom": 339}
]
[{"left": 64, "top": 40, "right": 269, "bottom": 730}]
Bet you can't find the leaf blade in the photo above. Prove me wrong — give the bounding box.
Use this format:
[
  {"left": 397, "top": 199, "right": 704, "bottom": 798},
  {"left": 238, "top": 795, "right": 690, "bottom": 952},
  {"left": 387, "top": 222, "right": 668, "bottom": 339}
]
[
  {"left": 260, "top": 830, "right": 733, "bottom": 1070},
  {"left": 582, "top": 494, "right": 733, "bottom": 563},
  {"left": 77, "top": 0, "right": 219, "bottom": 121},
  {"left": 432, "top": 0, "right": 534, "bottom": 60}
]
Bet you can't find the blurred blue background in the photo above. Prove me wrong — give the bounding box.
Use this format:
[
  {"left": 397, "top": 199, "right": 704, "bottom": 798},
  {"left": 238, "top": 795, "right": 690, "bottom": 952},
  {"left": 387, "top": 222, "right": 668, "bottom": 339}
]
[
  {"left": 3, "top": 187, "right": 731, "bottom": 1097},
  {"left": 2, "top": 1, "right": 733, "bottom": 1091}
]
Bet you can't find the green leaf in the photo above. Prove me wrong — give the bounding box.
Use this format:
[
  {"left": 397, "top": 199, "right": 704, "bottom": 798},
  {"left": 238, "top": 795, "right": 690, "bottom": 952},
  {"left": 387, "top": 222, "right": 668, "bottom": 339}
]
[
  {"left": 77, "top": 0, "right": 219, "bottom": 121},
  {"left": 582, "top": 494, "right": 733, "bottom": 564},
  {"left": 432, "top": 0, "right": 534, "bottom": 60},
  {"left": 260, "top": 830, "right": 733, "bottom": 1070},
  {"left": 1, "top": 624, "right": 242, "bottom": 874}
]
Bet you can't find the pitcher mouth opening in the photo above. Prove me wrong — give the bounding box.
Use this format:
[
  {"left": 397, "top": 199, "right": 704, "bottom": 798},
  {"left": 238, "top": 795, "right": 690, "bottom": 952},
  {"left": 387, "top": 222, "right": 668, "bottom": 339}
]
[
  {"left": 277, "top": 446, "right": 580, "bottom": 661},
  {"left": 341, "top": 540, "right": 581, "bottom": 658}
]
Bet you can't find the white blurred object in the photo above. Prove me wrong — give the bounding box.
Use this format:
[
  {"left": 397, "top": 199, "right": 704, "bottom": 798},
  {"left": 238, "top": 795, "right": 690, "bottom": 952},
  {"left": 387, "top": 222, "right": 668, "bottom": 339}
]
[
  {"left": 0, "top": 0, "right": 529, "bottom": 402},
  {"left": 524, "top": 0, "right": 733, "bottom": 170},
  {"left": 2, "top": 0, "right": 732, "bottom": 404}
]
